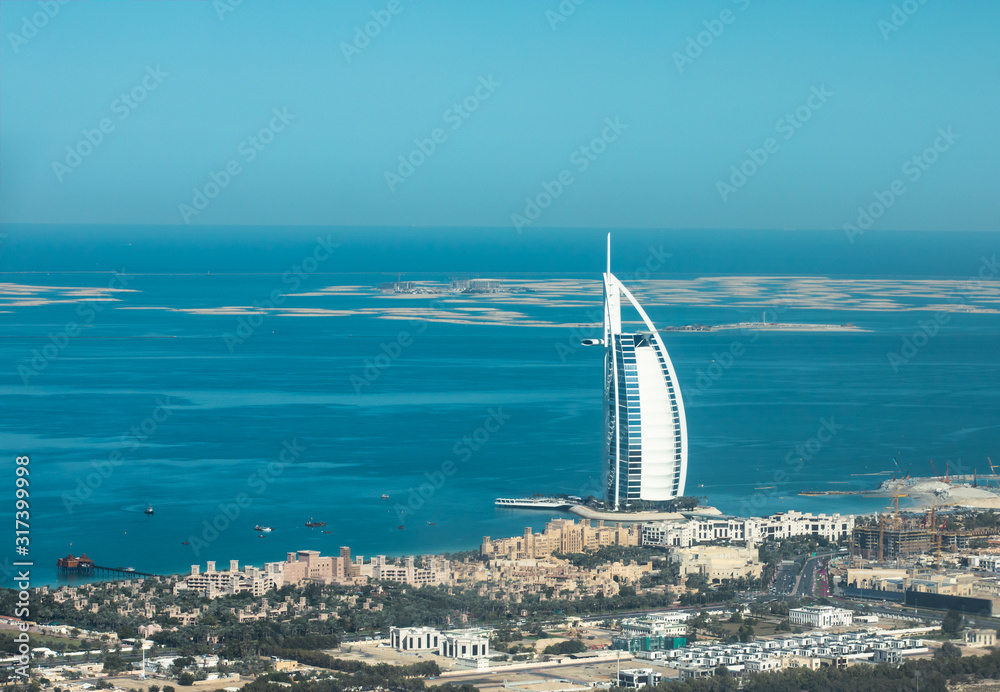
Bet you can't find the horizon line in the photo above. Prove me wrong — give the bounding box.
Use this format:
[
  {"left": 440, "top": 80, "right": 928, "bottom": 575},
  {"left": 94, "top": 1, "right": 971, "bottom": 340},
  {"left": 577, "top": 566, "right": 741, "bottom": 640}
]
[{"left": 1, "top": 223, "right": 996, "bottom": 234}]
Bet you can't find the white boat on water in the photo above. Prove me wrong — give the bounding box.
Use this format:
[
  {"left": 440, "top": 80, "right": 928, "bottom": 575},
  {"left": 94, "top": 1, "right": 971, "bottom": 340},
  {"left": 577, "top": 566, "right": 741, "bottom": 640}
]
[
  {"left": 254, "top": 525, "right": 273, "bottom": 533},
  {"left": 494, "top": 497, "right": 574, "bottom": 509}
]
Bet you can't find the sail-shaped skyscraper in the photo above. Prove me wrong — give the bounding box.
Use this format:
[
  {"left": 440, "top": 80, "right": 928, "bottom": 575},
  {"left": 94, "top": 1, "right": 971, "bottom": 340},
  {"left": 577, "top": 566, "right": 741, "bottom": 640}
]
[{"left": 583, "top": 236, "right": 688, "bottom": 509}]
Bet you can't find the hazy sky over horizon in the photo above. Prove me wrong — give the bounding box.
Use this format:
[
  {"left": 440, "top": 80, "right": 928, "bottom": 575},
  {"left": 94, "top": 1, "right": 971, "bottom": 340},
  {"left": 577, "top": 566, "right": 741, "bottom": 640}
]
[{"left": 2, "top": 0, "right": 998, "bottom": 231}]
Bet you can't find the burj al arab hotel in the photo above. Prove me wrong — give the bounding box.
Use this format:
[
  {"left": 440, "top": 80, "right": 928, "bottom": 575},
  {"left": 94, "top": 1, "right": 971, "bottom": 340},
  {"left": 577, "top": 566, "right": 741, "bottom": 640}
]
[{"left": 582, "top": 236, "right": 688, "bottom": 509}]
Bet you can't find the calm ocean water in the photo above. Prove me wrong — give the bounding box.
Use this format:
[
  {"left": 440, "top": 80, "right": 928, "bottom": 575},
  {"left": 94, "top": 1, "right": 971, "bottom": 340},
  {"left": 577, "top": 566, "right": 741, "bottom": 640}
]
[{"left": 2, "top": 227, "right": 999, "bottom": 585}]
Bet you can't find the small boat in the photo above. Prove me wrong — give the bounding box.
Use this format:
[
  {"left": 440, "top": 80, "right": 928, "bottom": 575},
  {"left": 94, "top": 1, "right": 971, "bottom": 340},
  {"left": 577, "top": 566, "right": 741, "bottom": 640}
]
[
  {"left": 381, "top": 494, "right": 390, "bottom": 500},
  {"left": 181, "top": 541, "right": 189, "bottom": 545},
  {"left": 124, "top": 567, "right": 135, "bottom": 572},
  {"left": 305, "top": 519, "right": 327, "bottom": 528},
  {"left": 322, "top": 530, "right": 332, "bottom": 534},
  {"left": 254, "top": 525, "right": 273, "bottom": 533},
  {"left": 144, "top": 505, "right": 154, "bottom": 515},
  {"left": 426, "top": 522, "right": 436, "bottom": 526},
  {"left": 397, "top": 525, "right": 405, "bottom": 530}
]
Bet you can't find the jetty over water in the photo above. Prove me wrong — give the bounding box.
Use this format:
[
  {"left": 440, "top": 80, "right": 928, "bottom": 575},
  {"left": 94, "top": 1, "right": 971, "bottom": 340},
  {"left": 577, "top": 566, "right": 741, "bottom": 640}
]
[
  {"left": 495, "top": 497, "right": 575, "bottom": 510},
  {"left": 56, "top": 554, "right": 155, "bottom": 579}
]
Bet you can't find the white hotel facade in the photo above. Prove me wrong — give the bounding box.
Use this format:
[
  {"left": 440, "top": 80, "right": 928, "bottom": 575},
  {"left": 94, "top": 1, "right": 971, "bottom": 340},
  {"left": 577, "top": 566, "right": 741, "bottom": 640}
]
[
  {"left": 584, "top": 236, "right": 687, "bottom": 508},
  {"left": 789, "top": 606, "right": 854, "bottom": 629},
  {"left": 389, "top": 626, "right": 491, "bottom": 660},
  {"left": 641, "top": 511, "right": 855, "bottom": 548}
]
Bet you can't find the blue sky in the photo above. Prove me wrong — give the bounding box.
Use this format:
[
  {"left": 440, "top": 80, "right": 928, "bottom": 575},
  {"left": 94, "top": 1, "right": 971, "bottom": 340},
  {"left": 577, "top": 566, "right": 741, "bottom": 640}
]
[{"left": 1, "top": 0, "right": 997, "bottom": 230}]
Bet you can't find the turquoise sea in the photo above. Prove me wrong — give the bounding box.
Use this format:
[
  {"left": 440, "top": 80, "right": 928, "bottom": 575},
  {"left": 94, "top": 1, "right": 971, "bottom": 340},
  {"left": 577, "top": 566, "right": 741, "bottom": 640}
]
[{"left": 1, "top": 227, "right": 999, "bottom": 586}]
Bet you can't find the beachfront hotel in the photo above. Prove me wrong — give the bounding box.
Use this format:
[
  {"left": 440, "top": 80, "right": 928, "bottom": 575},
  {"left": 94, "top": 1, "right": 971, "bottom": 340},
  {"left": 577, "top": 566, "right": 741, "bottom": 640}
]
[{"left": 584, "top": 236, "right": 688, "bottom": 508}]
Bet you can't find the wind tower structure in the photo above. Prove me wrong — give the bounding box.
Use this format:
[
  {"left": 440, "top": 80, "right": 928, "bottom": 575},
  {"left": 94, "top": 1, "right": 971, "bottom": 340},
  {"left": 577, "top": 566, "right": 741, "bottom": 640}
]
[{"left": 582, "top": 235, "right": 688, "bottom": 509}]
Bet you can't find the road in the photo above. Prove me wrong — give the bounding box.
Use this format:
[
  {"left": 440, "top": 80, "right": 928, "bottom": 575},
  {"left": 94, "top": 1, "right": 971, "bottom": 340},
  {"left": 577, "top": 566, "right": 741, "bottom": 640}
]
[
  {"left": 792, "top": 551, "right": 839, "bottom": 597},
  {"left": 771, "top": 561, "right": 799, "bottom": 597},
  {"left": 868, "top": 602, "right": 1000, "bottom": 629},
  {"left": 793, "top": 555, "right": 819, "bottom": 597}
]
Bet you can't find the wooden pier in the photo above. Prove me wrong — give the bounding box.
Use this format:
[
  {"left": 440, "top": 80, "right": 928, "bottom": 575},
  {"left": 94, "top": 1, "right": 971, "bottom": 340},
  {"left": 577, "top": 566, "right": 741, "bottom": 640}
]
[{"left": 56, "top": 554, "right": 155, "bottom": 579}]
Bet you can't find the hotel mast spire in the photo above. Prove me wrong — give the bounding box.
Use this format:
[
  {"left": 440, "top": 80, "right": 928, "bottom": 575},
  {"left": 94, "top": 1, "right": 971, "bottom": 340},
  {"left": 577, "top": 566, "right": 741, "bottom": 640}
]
[{"left": 586, "top": 235, "right": 688, "bottom": 509}]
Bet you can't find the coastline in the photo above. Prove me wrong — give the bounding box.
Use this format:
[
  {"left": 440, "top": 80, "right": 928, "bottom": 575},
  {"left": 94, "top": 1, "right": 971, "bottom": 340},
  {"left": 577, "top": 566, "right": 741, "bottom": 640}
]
[
  {"left": 567, "top": 504, "right": 721, "bottom": 523},
  {"left": 46, "top": 479, "right": 996, "bottom": 588},
  {"left": 800, "top": 475, "right": 1000, "bottom": 512}
]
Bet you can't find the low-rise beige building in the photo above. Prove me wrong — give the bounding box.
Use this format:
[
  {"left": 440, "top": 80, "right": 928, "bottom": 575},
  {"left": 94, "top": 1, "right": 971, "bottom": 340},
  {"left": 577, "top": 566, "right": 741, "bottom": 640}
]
[
  {"left": 964, "top": 629, "right": 996, "bottom": 647},
  {"left": 481, "top": 518, "right": 640, "bottom": 559},
  {"left": 668, "top": 545, "right": 762, "bottom": 582},
  {"left": 371, "top": 556, "right": 452, "bottom": 587},
  {"left": 471, "top": 553, "right": 652, "bottom": 603},
  {"left": 175, "top": 549, "right": 455, "bottom": 599}
]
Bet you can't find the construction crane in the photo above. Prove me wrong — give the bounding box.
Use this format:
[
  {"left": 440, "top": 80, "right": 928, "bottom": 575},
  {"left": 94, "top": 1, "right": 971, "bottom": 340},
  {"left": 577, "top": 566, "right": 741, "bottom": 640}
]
[
  {"left": 929, "top": 458, "right": 950, "bottom": 484},
  {"left": 879, "top": 463, "right": 908, "bottom": 563},
  {"left": 927, "top": 503, "right": 943, "bottom": 571},
  {"left": 988, "top": 457, "right": 1000, "bottom": 490},
  {"left": 878, "top": 514, "right": 883, "bottom": 563},
  {"left": 892, "top": 457, "right": 905, "bottom": 477}
]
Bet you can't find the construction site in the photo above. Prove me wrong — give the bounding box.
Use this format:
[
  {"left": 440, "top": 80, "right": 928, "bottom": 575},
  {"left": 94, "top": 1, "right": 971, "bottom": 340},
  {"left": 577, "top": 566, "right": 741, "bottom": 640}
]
[{"left": 850, "top": 457, "right": 1000, "bottom": 563}]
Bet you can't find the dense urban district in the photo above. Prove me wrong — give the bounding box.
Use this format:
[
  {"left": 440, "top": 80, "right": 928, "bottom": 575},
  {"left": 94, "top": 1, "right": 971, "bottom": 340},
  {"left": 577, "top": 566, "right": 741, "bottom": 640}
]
[{"left": 9, "top": 508, "right": 1000, "bottom": 692}]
